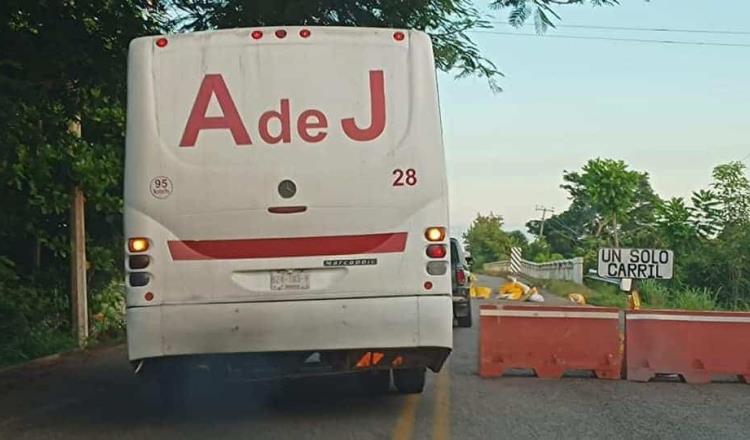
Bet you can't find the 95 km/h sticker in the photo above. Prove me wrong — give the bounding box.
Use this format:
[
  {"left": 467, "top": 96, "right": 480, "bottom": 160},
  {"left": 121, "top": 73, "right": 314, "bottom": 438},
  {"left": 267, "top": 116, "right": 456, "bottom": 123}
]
[{"left": 150, "top": 176, "right": 173, "bottom": 199}]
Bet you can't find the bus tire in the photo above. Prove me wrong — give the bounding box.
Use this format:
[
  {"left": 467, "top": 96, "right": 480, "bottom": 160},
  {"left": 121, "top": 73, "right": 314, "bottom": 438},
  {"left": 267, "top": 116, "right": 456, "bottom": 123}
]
[
  {"left": 359, "top": 370, "right": 391, "bottom": 394},
  {"left": 393, "top": 368, "right": 425, "bottom": 394},
  {"left": 158, "top": 369, "right": 188, "bottom": 415}
]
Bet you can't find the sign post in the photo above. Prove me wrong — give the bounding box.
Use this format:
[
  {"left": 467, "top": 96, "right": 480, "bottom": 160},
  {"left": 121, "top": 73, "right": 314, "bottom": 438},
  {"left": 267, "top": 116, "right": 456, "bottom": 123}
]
[{"left": 598, "top": 248, "right": 674, "bottom": 310}]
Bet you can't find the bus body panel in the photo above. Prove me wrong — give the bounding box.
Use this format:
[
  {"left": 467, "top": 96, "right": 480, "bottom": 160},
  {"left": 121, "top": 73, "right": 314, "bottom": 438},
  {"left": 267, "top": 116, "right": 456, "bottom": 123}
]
[
  {"left": 125, "top": 27, "right": 451, "bottom": 365},
  {"left": 127, "top": 296, "right": 451, "bottom": 361}
]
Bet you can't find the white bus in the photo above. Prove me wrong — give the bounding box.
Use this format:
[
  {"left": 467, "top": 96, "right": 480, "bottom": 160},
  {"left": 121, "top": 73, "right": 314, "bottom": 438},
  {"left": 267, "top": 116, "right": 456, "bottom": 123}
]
[{"left": 124, "top": 26, "right": 451, "bottom": 399}]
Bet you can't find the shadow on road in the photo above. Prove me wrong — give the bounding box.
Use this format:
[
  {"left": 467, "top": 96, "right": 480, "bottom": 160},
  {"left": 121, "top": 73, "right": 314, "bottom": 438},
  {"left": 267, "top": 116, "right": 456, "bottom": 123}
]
[{"left": 0, "top": 346, "right": 406, "bottom": 438}]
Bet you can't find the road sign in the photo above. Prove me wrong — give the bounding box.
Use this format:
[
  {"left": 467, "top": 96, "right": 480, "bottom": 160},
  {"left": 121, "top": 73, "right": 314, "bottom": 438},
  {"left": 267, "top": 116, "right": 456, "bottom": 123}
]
[{"left": 597, "top": 248, "right": 673, "bottom": 280}]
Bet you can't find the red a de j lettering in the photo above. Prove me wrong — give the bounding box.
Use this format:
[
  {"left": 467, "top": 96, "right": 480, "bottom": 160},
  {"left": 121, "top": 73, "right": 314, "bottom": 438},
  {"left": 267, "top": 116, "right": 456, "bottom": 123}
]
[{"left": 179, "top": 70, "right": 386, "bottom": 147}]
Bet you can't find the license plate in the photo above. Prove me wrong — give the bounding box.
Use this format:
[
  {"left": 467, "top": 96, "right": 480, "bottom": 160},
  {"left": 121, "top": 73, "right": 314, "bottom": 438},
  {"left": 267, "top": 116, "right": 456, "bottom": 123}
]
[{"left": 271, "top": 270, "right": 310, "bottom": 290}]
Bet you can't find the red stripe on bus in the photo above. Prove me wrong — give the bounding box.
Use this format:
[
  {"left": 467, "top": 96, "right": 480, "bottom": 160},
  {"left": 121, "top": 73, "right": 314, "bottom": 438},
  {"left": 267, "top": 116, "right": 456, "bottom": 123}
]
[{"left": 167, "top": 232, "right": 408, "bottom": 260}]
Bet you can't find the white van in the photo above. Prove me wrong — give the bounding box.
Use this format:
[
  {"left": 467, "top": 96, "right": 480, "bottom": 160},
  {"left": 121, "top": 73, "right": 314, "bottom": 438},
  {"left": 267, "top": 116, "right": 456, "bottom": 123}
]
[{"left": 124, "top": 26, "right": 451, "bottom": 397}]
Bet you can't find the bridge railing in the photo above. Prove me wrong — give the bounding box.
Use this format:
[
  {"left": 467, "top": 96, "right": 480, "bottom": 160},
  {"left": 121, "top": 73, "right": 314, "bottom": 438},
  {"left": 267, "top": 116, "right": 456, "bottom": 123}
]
[{"left": 483, "top": 256, "right": 584, "bottom": 284}]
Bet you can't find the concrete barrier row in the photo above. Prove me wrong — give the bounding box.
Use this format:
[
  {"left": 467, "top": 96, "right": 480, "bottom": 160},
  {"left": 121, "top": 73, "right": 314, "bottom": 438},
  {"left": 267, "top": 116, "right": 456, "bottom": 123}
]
[{"left": 479, "top": 304, "right": 750, "bottom": 384}]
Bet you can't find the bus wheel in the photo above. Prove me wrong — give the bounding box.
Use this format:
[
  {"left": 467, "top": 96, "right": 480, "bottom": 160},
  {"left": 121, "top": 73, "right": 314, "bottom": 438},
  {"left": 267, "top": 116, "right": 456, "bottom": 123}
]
[
  {"left": 359, "top": 370, "right": 391, "bottom": 394},
  {"left": 393, "top": 368, "right": 425, "bottom": 394}
]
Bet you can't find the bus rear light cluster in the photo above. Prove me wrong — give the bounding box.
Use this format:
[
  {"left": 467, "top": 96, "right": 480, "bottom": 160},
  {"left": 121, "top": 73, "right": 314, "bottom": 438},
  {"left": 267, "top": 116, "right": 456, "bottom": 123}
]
[
  {"left": 127, "top": 237, "right": 152, "bottom": 289},
  {"left": 424, "top": 226, "right": 447, "bottom": 288}
]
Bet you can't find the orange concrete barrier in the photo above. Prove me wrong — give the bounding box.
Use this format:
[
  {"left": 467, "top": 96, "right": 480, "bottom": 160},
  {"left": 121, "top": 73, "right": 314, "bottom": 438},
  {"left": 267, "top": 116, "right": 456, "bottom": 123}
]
[
  {"left": 625, "top": 309, "right": 750, "bottom": 384},
  {"left": 479, "top": 304, "right": 623, "bottom": 379}
]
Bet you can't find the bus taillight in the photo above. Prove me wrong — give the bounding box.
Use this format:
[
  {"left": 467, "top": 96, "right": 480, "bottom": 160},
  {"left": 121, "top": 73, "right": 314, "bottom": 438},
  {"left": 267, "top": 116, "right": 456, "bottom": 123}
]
[{"left": 426, "top": 244, "right": 447, "bottom": 259}]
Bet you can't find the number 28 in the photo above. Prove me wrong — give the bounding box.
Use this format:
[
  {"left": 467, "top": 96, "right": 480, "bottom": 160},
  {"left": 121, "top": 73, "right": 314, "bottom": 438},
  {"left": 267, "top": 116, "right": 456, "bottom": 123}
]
[{"left": 393, "top": 168, "right": 417, "bottom": 186}]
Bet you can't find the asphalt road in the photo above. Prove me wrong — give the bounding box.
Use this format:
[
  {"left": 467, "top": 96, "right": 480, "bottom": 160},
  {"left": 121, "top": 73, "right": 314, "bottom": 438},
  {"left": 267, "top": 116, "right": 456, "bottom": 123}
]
[{"left": 2, "top": 275, "right": 749, "bottom": 439}]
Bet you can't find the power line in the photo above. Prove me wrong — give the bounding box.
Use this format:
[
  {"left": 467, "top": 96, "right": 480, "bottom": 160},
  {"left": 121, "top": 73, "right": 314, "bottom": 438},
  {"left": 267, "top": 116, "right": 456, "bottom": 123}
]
[
  {"left": 546, "top": 216, "right": 584, "bottom": 238},
  {"left": 544, "top": 217, "right": 584, "bottom": 244},
  {"left": 471, "top": 30, "right": 750, "bottom": 48},
  {"left": 491, "top": 21, "right": 750, "bottom": 36}
]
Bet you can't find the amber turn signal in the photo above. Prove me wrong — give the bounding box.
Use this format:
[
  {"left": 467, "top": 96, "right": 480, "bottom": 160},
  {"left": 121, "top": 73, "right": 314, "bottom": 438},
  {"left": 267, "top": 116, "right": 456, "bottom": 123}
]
[
  {"left": 425, "top": 227, "right": 446, "bottom": 242},
  {"left": 128, "top": 238, "right": 149, "bottom": 253}
]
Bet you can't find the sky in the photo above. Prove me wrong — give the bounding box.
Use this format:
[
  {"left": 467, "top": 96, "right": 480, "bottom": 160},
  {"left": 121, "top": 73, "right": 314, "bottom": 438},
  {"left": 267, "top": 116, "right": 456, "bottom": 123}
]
[{"left": 437, "top": 0, "right": 750, "bottom": 237}]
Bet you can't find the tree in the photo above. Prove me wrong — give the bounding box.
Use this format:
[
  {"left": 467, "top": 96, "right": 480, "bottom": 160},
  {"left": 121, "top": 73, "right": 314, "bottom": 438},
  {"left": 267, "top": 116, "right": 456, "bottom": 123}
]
[
  {"left": 462, "top": 213, "right": 513, "bottom": 269},
  {"left": 0, "top": 1, "right": 165, "bottom": 363},
  {"left": 561, "top": 158, "right": 657, "bottom": 247},
  {"left": 710, "top": 161, "right": 750, "bottom": 227},
  {"left": 654, "top": 197, "right": 699, "bottom": 251},
  {"left": 491, "top": 0, "right": 619, "bottom": 33},
  {"left": 0, "top": 1, "right": 164, "bottom": 270},
  {"left": 165, "top": 0, "right": 621, "bottom": 91},
  {"left": 690, "top": 189, "right": 722, "bottom": 238},
  {"left": 507, "top": 230, "right": 529, "bottom": 249},
  {"left": 166, "top": 0, "right": 503, "bottom": 89},
  {"left": 526, "top": 202, "right": 592, "bottom": 257}
]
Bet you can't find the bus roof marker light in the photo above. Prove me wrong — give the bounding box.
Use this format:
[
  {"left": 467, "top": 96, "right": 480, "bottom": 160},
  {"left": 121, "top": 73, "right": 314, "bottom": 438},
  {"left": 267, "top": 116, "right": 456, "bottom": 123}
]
[
  {"left": 299, "top": 29, "right": 311, "bottom": 38},
  {"left": 393, "top": 31, "right": 405, "bottom": 42},
  {"left": 251, "top": 30, "right": 263, "bottom": 40},
  {"left": 155, "top": 37, "right": 168, "bottom": 48},
  {"left": 424, "top": 281, "right": 433, "bottom": 290},
  {"left": 275, "top": 29, "right": 287, "bottom": 39},
  {"left": 144, "top": 292, "right": 154, "bottom": 302}
]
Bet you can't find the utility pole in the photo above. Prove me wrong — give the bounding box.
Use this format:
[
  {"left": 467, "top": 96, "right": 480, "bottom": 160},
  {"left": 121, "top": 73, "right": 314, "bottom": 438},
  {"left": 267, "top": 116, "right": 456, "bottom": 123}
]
[
  {"left": 69, "top": 117, "right": 88, "bottom": 347},
  {"left": 535, "top": 205, "right": 554, "bottom": 239}
]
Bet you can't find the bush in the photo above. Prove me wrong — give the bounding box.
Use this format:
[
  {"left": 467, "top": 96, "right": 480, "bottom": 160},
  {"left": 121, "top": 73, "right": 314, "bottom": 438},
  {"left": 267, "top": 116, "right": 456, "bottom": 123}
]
[
  {"left": 639, "top": 280, "right": 670, "bottom": 308},
  {"left": 667, "top": 287, "right": 718, "bottom": 311},
  {"left": 89, "top": 280, "right": 126, "bottom": 342},
  {"left": 582, "top": 280, "right": 629, "bottom": 308},
  {"left": 640, "top": 280, "right": 719, "bottom": 311},
  {"left": 0, "top": 257, "right": 77, "bottom": 366}
]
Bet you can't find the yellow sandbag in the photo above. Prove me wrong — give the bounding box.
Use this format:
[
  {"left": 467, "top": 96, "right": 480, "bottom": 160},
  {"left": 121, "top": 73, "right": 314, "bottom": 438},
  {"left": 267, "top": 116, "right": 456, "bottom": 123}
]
[
  {"left": 474, "top": 286, "right": 492, "bottom": 299},
  {"left": 568, "top": 293, "right": 587, "bottom": 305},
  {"left": 499, "top": 282, "right": 525, "bottom": 300}
]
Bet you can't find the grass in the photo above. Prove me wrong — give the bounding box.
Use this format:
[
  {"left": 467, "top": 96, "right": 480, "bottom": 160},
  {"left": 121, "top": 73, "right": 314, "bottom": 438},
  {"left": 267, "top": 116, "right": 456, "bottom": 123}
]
[
  {"left": 638, "top": 280, "right": 719, "bottom": 311},
  {"left": 0, "top": 329, "right": 77, "bottom": 369}
]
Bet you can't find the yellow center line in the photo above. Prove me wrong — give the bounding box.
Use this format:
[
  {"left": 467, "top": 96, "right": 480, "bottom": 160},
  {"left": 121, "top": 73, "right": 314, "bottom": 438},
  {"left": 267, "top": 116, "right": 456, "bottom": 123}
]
[
  {"left": 392, "top": 394, "right": 420, "bottom": 440},
  {"left": 432, "top": 366, "right": 451, "bottom": 440}
]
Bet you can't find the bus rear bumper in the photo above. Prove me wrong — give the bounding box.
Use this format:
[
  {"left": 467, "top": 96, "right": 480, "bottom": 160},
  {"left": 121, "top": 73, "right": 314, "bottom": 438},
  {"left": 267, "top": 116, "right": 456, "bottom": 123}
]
[{"left": 126, "top": 295, "right": 452, "bottom": 367}]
